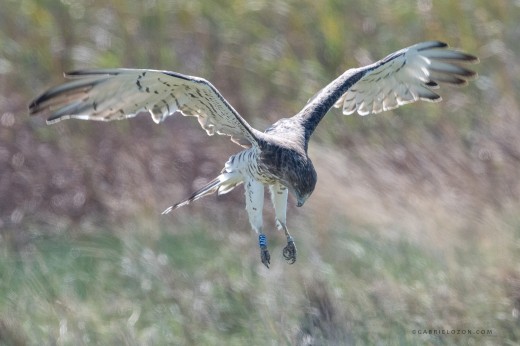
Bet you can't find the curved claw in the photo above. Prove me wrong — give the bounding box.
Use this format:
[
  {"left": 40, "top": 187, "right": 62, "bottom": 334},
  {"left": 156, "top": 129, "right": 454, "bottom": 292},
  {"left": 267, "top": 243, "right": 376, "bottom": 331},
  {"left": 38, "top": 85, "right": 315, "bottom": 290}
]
[
  {"left": 283, "top": 240, "right": 297, "bottom": 264},
  {"left": 260, "top": 246, "right": 271, "bottom": 268}
]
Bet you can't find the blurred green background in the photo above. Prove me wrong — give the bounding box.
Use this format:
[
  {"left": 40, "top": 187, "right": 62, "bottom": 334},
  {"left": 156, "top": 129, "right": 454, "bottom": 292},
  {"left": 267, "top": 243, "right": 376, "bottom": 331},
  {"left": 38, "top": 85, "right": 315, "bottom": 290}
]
[{"left": 1, "top": 0, "right": 519, "bottom": 344}]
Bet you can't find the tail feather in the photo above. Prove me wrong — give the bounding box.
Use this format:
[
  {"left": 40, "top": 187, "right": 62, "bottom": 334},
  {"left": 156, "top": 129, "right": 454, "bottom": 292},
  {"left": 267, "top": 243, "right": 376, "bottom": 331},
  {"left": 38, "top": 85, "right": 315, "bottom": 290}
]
[{"left": 162, "top": 171, "right": 242, "bottom": 214}]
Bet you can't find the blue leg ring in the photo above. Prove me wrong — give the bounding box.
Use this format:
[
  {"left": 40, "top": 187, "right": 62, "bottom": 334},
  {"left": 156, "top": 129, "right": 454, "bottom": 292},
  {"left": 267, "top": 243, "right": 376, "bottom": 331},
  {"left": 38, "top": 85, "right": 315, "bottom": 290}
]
[{"left": 258, "top": 234, "right": 267, "bottom": 248}]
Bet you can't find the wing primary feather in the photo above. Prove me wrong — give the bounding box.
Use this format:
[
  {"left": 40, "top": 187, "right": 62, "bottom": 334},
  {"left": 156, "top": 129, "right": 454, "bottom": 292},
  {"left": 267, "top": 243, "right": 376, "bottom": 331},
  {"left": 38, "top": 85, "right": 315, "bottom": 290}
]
[
  {"left": 428, "top": 61, "right": 477, "bottom": 78},
  {"left": 29, "top": 78, "right": 105, "bottom": 114}
]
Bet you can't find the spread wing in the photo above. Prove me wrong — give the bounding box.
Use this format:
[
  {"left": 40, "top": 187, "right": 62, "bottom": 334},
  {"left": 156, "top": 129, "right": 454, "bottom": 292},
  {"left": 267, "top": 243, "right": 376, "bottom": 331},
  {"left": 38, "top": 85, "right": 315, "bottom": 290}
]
[
  {"left": 29, "top": 69, "right": 259, "bottom": 147},
  {"left": 333, "top": 41, "right": 479, "bottom": 115}
]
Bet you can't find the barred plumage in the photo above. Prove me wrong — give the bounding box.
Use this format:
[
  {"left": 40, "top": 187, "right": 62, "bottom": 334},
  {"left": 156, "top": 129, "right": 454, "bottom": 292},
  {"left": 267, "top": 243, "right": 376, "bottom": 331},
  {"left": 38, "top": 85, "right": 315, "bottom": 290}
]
[{"left": 29, "top": 41, "right": 478, "bottom": 267}]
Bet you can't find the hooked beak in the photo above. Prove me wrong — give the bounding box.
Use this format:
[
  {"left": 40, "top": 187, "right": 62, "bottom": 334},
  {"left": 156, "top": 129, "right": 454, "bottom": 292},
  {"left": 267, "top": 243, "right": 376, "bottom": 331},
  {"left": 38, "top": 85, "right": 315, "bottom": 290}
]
[{"left": 293, "top": 189, "right": 309, "bottom": 207}]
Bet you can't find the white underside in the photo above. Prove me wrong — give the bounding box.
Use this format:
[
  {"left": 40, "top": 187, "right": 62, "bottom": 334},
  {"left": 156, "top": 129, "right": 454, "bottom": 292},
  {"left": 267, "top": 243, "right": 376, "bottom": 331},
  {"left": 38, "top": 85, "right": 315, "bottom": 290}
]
[{"left": 226, "top": 148, "right": 289, "bottom": 235}]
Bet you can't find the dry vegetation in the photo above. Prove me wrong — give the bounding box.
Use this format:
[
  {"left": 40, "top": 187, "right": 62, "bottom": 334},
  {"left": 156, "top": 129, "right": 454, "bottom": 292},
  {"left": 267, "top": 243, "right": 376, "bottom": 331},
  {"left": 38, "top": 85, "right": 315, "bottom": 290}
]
[{"left": 1, "top": 0, "right": 520, "bottom": 344}]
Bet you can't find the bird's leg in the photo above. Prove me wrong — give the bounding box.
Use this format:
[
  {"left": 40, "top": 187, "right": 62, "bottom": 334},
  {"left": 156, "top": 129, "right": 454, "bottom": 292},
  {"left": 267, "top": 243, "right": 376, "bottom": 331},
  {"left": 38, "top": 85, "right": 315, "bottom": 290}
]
[
  {"left": 245, "top": 179, "right": 270, "bottom": 268},
  {"left": 269, "top": 184, "right": 297, "bottom": 264},
  {"left": 258, "top": 233, "right": 270, "bottom": 268},
  {"left": 278, "top": 221, "right": 297, "bottom": 264}
]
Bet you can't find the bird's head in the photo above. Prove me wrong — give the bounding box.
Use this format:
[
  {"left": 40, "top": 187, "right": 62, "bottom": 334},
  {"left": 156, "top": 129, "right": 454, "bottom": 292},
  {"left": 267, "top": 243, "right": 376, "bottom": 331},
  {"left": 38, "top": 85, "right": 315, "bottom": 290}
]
[{"left": 287, "top": 163, "right": 317, "bottom": 208}]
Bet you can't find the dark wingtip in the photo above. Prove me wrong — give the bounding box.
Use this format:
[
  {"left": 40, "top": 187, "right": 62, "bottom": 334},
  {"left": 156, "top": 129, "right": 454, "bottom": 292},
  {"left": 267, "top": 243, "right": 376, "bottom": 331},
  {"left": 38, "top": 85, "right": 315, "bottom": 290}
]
[
  {"left": 28, "top": 89, "right": 61, "bottom": 117},
  {"left": 433, "top": 41, "right": 448, "bottom": 48},
  {"left": 64, "top": 70, "right": 81, "bottom": 77},
  {"left": 64, "top": 69, "right": 99, "bottom": 78},
  {"left": 427, "top": 93, "right": 442, "bottom": 102},
  {"left": 425, "top": 80, "right": 439, "bottom": 88},
  {"left": 28, "top": 101, "right": 38, "bottom": 114},
  {"left": 419, "top": 41, "right": 479, "bottom": 64},
  {"left": 28, "top": 94, "right": 47, "bottom": 116},
  {"left": 418, "top": 41, "right": 448, "bottom": 51},
  {"left": 64, "top": 69, "right": 123, "bottom": 78},
  {"left": 450, "top": 52, "right": 480, "bottom": 64},
  {"left": 465, "top": 54, "right": 480, "bottom": 64}
]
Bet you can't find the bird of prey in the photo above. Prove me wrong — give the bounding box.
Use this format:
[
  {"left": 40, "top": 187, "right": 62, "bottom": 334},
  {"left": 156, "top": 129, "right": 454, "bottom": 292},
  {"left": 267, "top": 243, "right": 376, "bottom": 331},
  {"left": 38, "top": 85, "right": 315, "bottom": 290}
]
[{"left": 30, "top": 41, "right": 478, "bottom": 268}]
